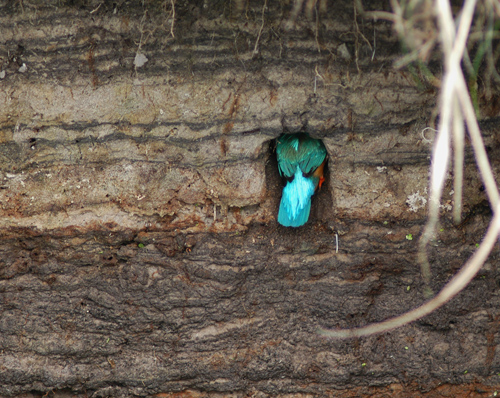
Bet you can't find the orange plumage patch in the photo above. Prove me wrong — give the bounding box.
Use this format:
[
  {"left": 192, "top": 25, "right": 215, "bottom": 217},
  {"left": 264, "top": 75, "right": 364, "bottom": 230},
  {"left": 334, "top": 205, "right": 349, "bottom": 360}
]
[{"left": 312, "top": 159, "right": 326, "bottom": 190}]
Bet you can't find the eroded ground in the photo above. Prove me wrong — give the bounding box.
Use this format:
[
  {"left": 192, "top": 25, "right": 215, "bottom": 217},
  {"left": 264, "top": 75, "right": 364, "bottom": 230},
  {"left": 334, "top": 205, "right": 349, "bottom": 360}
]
[{"left": 1, "top": 1, "right": 500, "bottom": 397}]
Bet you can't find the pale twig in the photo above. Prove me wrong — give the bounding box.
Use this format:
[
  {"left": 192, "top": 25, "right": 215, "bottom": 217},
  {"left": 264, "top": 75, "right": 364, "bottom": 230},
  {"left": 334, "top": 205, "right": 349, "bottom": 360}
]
[
  {"left": 169, "top": 0, "right": 176, "bottom": 38},
  {"left": 253, "top": 0, "right": 267, "bottom": 56},
  {"left": 90, "top": 3, "right": 102, "bottom": 14},
  {"left": 419, "top": 0, "right": 478, "bottom": 290}
]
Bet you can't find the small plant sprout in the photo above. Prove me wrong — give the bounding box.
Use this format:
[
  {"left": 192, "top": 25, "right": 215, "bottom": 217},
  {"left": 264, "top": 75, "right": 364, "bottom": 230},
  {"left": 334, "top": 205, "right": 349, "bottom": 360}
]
[{"left": 406, "top": 234, "right": 413, "bottom": 241}]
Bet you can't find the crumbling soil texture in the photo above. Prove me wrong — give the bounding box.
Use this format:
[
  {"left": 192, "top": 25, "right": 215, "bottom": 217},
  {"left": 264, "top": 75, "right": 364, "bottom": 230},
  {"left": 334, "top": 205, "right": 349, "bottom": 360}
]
[{"left": 1, "top": 1, "right": 500, "bottom": 397}]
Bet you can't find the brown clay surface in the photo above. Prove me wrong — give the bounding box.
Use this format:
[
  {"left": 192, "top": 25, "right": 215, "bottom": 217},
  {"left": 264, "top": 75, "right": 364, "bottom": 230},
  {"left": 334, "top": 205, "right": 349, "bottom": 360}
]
[{"left": 1, "top": 1, "right": 500, "bottom": 397}]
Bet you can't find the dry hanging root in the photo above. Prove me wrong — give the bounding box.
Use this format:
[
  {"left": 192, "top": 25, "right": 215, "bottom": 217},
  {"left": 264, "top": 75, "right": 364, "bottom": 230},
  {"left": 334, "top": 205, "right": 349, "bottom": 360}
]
[{"left": 320, "top": 0, "right": 500, "bottom": 339}]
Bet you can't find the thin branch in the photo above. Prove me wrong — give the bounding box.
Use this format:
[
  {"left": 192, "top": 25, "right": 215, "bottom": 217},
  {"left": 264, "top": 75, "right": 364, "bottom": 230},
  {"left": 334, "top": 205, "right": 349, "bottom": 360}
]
[
  {"left": 253, "top": 0, "right": 267, "bottom": 56},
  {"left": 419, "top": 0, "right": 478, "bottom": 291},
  {"left": 169, "top": 0, "right": 176, "bottom": 38}
]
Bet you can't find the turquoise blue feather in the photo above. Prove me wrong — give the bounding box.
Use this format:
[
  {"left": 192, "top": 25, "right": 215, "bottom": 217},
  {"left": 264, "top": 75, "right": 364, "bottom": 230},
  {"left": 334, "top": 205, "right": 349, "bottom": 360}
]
[
  {"left": 276, "top": 133, "right": 327, "bottom": 227},
  {"left": 277, "top": 166, "right": 316, "bottom": 227},
  {"left": 276, "top": 133, "right": 326, "bottom": 178}
]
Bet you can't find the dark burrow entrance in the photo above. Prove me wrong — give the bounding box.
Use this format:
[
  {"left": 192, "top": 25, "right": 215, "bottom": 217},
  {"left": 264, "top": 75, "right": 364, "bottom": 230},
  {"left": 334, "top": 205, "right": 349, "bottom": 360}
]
[{"left": 268, "top": 133, "right": 333, "bottom": 230}]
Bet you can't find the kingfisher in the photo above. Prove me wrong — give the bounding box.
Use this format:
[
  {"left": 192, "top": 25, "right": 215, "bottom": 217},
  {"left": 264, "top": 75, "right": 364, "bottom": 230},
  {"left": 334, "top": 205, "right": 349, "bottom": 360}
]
[{"left": 276, "top": 133, "right": 327, "bottom": 227}]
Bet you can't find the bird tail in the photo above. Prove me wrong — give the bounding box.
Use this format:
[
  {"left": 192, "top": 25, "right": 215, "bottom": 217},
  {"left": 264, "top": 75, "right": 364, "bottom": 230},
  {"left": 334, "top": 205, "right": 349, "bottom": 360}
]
[{"left": 278, "top": 168, "right": 316, "bottom": 227}]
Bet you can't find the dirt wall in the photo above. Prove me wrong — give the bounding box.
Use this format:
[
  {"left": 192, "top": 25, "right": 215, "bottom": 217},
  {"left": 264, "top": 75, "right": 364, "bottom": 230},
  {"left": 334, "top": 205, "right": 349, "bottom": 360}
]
[{"left": 1, "top": 1, "right": 500, "bottom": 397}]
